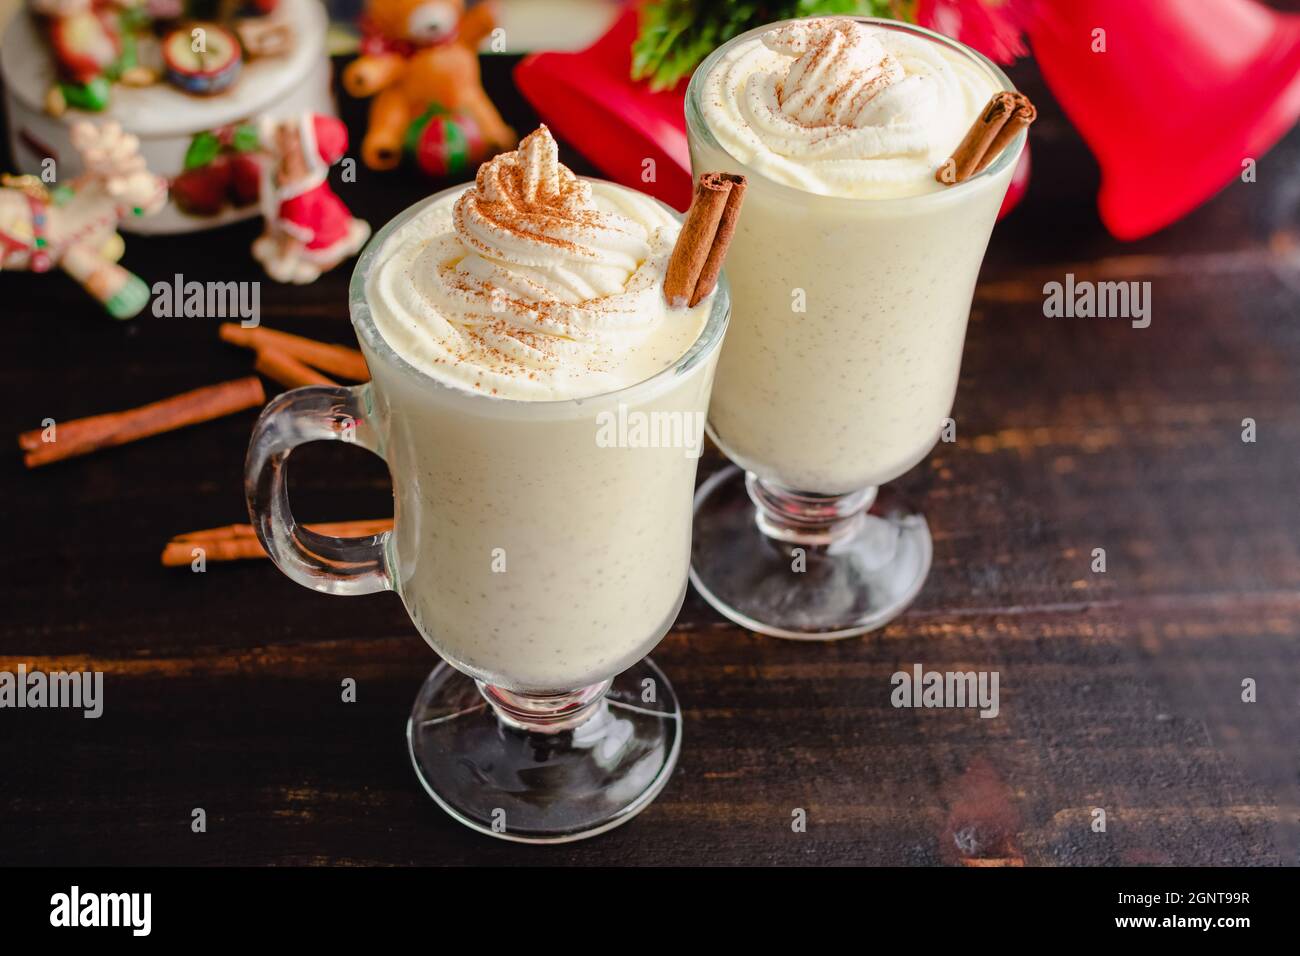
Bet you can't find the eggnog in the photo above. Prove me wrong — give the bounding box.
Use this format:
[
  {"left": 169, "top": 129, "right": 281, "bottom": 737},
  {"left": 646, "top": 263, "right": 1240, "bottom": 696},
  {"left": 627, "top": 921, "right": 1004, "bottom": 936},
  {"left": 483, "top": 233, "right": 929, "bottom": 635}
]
[
  {"left": 688, "top": 17, "right": 1019, "bottom": 493},
  {"left": 358, "top": 127, "right": 723, "bottom": 692}
]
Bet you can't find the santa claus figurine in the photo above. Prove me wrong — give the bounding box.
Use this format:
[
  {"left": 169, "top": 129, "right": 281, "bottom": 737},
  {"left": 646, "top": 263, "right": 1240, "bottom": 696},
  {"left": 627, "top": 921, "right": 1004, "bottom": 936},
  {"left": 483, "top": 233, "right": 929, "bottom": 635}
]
[{"left": 252, "top": 113, "right": 370, "bottom": 284}]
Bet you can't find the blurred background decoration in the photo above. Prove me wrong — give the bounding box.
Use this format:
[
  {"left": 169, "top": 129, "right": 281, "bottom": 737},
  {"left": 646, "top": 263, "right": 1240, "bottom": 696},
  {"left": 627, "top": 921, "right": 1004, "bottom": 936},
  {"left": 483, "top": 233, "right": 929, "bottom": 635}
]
[
  {"left": 4, "top": 0, "right": 1299, "bottom": 234},
  {"left": 514, "top": 0, "right": 1300, "bottom": 238},
  {"left": 516, "top": 0, "right": 1035, "bottom": 210},
  {"left": 324, "top": 0, "right": 622, "bottom": 53},
  {"left": 630, "top": 0, "right": 1032, "bottom": 92},
  {"left": 1028, "top": 0, "right": 1300, "bottom": 239}
]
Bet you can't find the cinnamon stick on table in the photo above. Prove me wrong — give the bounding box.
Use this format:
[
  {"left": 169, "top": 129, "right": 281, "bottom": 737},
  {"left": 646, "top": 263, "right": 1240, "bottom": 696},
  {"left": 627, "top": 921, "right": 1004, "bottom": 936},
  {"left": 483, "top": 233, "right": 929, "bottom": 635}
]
[
  {"left": 255, "top": 348, "right": 339, "bottom": 389},
  {"left": 18, "top": 377, "right": 266, "bottom": 468},
  {"left": 937, "top": 91, "right": 1036, "bottom": 185},
  {"left": 162, "top": 519, "right": 393, "bottom": 566},
  {"left": 664, "top": 172, "right": 748, "bottom": 309},
  {"left": 219, "top": 323, "right": 370, "bottom": 381}
]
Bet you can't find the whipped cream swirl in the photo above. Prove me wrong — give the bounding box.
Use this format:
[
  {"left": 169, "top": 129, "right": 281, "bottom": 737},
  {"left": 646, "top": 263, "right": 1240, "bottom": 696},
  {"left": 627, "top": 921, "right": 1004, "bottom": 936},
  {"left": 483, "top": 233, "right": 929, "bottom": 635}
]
[
  {"left": 699, "top": 17, "right": 1002, "bottom": 198},
  {"left": 366, "top": 126, "right": 712, "bottom": 400}
]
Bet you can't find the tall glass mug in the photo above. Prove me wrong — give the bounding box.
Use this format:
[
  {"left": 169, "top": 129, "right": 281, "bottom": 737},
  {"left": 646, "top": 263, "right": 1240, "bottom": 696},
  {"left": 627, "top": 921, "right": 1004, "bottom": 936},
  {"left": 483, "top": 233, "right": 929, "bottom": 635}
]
[
  {"left": 244, "top": 187, "right": 730, "bottom": 842},
  {"left": 686, "top": 18, "right": 1025, "bottom": 638}
]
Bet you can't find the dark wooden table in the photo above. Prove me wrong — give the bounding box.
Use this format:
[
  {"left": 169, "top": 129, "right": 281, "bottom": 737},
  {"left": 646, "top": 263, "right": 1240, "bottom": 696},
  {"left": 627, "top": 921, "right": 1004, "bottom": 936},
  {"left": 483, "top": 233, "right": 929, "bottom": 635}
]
[{"left": 2, "top": 51, "right": 1298, "bottom": 867}]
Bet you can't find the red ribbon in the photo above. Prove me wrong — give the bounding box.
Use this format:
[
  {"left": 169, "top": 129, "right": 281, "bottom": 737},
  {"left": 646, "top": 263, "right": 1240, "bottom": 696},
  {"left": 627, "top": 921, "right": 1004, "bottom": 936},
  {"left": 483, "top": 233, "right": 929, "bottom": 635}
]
[{"left": 357, "top": 16, "right": 459, "bottom": 57}]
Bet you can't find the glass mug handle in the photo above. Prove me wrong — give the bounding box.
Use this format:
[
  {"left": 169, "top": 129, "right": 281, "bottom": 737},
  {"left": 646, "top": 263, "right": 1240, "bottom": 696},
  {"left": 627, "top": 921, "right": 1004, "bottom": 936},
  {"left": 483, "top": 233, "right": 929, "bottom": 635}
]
[{"left": 244, "top": 384, "right": 393, "bottom": 596}]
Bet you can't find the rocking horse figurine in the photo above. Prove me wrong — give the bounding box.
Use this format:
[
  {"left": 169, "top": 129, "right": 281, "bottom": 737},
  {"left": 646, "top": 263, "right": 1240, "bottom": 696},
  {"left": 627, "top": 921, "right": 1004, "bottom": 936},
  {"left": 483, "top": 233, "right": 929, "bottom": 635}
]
[{"left": 0, "top": 122, "right": 167, "bottom": 318}]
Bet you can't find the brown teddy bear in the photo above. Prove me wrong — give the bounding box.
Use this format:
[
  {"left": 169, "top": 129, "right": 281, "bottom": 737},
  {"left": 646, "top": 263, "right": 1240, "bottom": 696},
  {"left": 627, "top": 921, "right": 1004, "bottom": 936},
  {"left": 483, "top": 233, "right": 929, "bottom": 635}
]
[{"left": 343, "top": 0, "right": 516, "bottom": 171}]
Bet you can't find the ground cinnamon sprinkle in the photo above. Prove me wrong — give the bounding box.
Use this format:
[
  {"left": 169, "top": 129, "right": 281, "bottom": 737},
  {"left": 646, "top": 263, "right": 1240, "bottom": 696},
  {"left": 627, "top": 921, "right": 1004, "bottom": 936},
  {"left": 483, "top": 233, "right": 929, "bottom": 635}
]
[
  {"left": 387, "top": 125, "right": 694, "bottom": 392},
  {"left": 770, "top": 20, "right": 908, "bottom": 131}
]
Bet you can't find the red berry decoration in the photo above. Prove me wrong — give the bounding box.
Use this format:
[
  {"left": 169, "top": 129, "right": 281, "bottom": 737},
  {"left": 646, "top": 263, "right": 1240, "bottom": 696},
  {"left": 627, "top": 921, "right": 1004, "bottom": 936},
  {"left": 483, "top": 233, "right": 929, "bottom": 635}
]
[
  {"left": 228, "top": 153, "right": 262, "bottom": 208},
  {"left": 171, "top": 157, "right": 232, "bottom": 217}
]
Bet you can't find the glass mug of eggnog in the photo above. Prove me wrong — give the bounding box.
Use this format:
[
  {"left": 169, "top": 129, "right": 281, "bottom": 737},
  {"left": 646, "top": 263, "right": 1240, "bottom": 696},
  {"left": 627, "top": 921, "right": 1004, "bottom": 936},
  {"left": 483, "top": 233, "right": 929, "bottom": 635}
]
[
  {"left": 244, "top": 129, "right": 730, "bottom": 842},
  {"left": 685, "top": 16, "right": 1028, "bottom": 638}
]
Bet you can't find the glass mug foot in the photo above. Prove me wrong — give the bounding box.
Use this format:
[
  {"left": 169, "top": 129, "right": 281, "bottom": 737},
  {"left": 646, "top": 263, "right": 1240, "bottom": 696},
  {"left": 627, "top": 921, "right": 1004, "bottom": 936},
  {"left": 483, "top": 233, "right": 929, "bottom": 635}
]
[
  {"left": 407, "top": 658, "right": 682, "bottom": 843},
  {"left": 690, "top": 465, "right": 932, "bottom": 640}
]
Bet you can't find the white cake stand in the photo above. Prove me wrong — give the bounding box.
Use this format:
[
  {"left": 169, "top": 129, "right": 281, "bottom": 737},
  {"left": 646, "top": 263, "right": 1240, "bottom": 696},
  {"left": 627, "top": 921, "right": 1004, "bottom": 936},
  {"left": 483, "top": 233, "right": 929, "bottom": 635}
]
[{"left": 1, "top": 0, "right": 335, "bottom": 234}]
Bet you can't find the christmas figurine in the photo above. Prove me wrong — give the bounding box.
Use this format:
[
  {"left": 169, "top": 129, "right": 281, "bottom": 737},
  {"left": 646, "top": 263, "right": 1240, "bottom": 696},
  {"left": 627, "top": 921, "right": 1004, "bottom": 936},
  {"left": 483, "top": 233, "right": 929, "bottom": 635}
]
[
  {"left": 0, "top": 121, "right": 167, "bottom": 318},
  {"left": 251, "top": 113, "right": 370, "bottom": 285},
  {"left": 343, "top": 0, "right": 515, "bottom": 174},
  {"left": 33, "top": 0, "right": 156, "bottom": 115}
]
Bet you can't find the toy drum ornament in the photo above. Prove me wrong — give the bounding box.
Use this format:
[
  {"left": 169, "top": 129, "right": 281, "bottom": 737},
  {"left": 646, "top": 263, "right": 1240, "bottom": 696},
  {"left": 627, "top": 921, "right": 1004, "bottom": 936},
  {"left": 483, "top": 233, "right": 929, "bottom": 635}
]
[
  {"left": 1, "top": 0, "right": 335, "bottom": 235},
  {"left": 405, "top": 106, "right": 487, "bottom": 178},
  {"left": 162, "top": 23, "right": 243, "bottom": 95}
]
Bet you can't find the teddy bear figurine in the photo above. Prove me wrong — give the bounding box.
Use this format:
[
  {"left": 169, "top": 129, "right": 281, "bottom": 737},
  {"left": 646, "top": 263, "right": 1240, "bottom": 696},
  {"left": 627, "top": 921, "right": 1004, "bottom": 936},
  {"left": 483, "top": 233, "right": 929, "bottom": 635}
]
[{"left": 342, "top": 0, "right": 517, "bottom": 173}]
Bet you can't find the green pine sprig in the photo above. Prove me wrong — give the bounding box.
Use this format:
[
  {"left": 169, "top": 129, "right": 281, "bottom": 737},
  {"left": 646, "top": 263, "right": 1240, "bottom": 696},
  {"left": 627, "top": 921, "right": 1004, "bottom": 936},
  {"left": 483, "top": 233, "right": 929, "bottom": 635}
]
[{"left": 631, "top": 0, "right": 901, "bottom": 91}]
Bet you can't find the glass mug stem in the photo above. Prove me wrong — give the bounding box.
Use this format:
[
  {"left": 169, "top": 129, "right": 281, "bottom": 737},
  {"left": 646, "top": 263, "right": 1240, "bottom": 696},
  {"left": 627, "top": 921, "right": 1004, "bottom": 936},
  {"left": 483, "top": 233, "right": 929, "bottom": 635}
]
[
  {"left": 745, "top": 471, "right": 877, "bottom": 546},
  {"left": 478, "top": 680, "right": 613, "bottom": 734},
  {"left": 244, "top": 384, "right": 393, "bottom": 596}
]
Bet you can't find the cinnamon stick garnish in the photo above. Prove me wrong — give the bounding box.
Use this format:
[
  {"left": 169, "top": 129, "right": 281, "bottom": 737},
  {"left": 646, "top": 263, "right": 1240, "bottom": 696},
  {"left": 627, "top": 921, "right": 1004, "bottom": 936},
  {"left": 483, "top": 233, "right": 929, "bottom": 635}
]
[
  {"left": 937, "top": 92, "right": 1035, "bottom": 185},
  {"left": 18, "top": 377, "right": 266, "bottom": 468},
  {"left": 664, "top": 172, "right": 747, "bottom": 309},
  {"left": 220, "top": 323, "right": 369, "bottom": 381},
  {"left": 690, "top": 175, "right": 747, "bottom": 307},
  {"left": 255, "top": 348, "right": 339, "bottom": 389},
  {"left": 975, "top": 95, "right": 1036, "bottom": 174},
  {"left": 162, "top": 519, "right": 393, "bottom": 566}
]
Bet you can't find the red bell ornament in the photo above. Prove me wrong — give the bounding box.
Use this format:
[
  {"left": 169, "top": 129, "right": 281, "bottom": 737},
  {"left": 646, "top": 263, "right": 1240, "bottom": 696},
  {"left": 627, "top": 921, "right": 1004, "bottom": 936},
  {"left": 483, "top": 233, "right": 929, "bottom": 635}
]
[{"left": 1027, "top": 0, "right": 1300, "bottom": 239}]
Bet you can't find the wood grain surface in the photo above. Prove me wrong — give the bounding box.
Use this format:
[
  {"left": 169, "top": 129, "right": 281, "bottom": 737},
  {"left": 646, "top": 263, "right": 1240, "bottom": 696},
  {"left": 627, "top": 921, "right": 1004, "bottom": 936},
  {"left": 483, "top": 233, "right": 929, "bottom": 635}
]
[{"left": 1, "top": 54, "right": 1297, "bottom": 866}]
